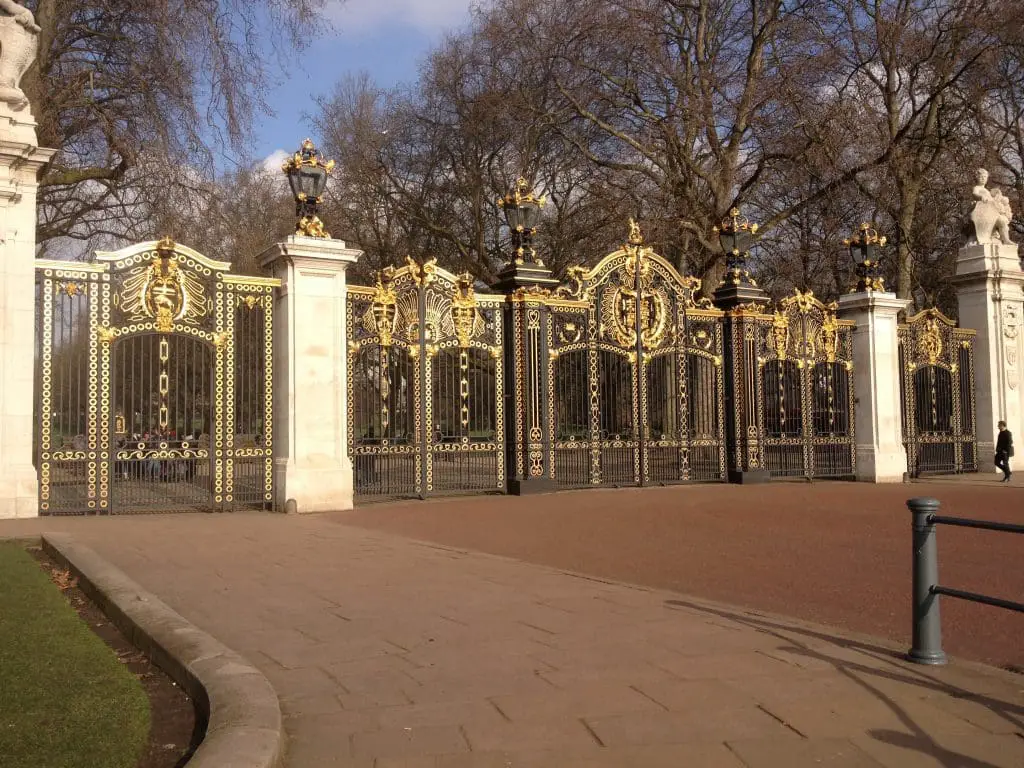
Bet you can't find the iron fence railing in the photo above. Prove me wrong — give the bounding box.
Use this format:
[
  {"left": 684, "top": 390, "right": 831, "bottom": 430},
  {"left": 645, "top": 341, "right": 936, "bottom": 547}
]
[{"left": 906, "top": 497, "right": 1024, "bottom": 665}]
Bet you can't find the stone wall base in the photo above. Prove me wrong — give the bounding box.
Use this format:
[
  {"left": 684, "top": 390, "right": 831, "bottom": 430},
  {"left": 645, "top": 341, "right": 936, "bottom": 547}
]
[
  {"left": 273, "top": 458, "right": 353, "bottom": 514},
  {"left": 976, "top": 440, "right": 997, "bottom": 474},
  {"left": 855, "top": 447, "right": 908, "bottom": 484},
  {"left": 0, "top": 464, "right": 40, "bottom": 518}
]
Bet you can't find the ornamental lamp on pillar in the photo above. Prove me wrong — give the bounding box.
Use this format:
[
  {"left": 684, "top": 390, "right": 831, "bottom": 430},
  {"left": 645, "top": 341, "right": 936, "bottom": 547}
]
[
  {"left": 714, "top": 207, "right": 759, "bottom": 263},
  {"left": 492, "top": 177, "right": 557, "bottom": 494},
  {"left": 491, "top": 176, "right": 559, "bottom": 294},
  {"left": 845, "top": 223, "right": 887, "bottom": 292},
  {"left": 837, "top": 222, "right": 910, "bottom": 481},
  {"left": 282, "top": 138, "right": 336, "bottom": 239},
  {"left": 711, "top": 207, "right": 766, "bottom": 310},
  {"left": 710, "top": 206, "right": 770, "bottom": 485},
  {"left": 498, "top": 177, "right": 546, "bottom": 266}
]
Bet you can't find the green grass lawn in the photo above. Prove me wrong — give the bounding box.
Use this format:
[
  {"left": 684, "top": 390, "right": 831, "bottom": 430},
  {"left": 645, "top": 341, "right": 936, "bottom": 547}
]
[{"left": 0, "top": 542, "right": 149, "bottom": 768}]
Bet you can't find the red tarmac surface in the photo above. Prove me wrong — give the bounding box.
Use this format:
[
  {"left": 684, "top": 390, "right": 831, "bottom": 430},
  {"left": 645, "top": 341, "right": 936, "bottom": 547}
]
[{"left": 343, "top": 480, "right": 1024, "bottom": 670}]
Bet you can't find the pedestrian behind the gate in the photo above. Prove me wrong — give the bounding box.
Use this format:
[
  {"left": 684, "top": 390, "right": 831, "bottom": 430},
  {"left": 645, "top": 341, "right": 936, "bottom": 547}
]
[{"left": 995, "top": 421, "right": 1013, "bottom": 483}]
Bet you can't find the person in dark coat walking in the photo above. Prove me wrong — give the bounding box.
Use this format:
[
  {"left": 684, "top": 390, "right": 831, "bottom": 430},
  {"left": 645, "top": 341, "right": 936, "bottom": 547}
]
[{"left": 995, "top": 421, "right": 1013, "bottom": 482}]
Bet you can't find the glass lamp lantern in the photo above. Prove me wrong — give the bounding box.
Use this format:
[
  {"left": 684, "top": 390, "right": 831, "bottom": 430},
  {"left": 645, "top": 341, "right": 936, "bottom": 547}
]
[
  {"left": 282, "top": 138, "right": 336, "bottom": 238},
  {"left": 712, "top": 207, "right": 759, "bottom": 283},
  {"left": 498, "top": 177, "right": 546, "bottom": 265},
  {"left": 844, "top": 223, "right": 887, "bottom": 292}
]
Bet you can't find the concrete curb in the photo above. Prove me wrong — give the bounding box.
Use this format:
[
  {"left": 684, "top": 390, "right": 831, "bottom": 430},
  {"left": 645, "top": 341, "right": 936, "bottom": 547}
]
[{"left": 41, "top": 533, "right": 284, "bottom": 768}]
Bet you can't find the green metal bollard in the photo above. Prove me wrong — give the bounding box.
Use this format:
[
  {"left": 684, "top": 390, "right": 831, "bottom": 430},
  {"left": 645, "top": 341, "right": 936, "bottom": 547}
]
[{"left": 906, "top": 497, "right": 947, "bottom": 665}]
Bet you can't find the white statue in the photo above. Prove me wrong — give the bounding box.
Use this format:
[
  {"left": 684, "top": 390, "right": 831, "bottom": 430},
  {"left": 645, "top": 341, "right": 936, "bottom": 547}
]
[
  {"left": 969, "top": 168, "right": 1014, "bottom": 245},
  {"left": 0, "top": 0, "right": 40, "bottom": 108}
]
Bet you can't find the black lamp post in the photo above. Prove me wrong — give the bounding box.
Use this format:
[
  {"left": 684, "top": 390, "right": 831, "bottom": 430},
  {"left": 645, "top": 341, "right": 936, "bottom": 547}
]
[
  {"left": 844, "top": 222, "right": 887, "bottom": 292},
  {"left": 498, "top": 177, "right": 546, "bottom": 266},
  {"left": 282, "top": 138, "right": 335, "bottom": 238},
  {"left": 712, "top": 207, "right": 759, "bottom": 286}
]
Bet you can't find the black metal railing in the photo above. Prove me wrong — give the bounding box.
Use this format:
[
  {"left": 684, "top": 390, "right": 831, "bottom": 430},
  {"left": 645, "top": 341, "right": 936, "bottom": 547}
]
[{"left": 906, "top": 497, "right": 1024, "bottom": 665}]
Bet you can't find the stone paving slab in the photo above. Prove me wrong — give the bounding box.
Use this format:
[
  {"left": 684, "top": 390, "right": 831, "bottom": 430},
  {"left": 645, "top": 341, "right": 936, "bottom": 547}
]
[{"left": 3, "top": 512, "right": 1024, "bottom": 767}]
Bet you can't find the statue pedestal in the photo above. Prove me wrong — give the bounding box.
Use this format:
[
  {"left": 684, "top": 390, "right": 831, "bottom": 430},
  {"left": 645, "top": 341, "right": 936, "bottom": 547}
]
[
  {"left": 260, "top": 236, "right": 362, "bottom": 513},
  {"left": 838, "top": 291, "right": 910, "bottom": 482},
  {"left": 954, "top": 242, "right": 1024, "bottom": 471},
  {"left": 0, "top": 102, "right": 55, "bottom": 518}
]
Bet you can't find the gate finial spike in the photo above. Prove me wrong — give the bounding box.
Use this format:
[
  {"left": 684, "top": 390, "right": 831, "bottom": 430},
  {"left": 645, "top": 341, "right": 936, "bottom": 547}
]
[
  {"left": 156, "top": 235, "right": 175, "bottom": 254},
  {"left": 627, "top": 217, "right": 643, "bottom": 245}
]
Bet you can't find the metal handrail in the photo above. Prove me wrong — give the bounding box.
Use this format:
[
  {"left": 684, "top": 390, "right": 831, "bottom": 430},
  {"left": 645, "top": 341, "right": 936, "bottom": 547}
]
[
  {"left": 928, "top": 514, "right": 1024, "bottom": 535},
  {"left": 906, "top": 497, "right": 1024, "bottom": 666}
]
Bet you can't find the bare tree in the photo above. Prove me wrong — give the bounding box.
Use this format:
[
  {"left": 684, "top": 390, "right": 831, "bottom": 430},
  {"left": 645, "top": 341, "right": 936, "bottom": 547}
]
[
  {"left": 825, "top": 0, "right": 1008, "bottom": 299},
  {"left": 23, "top": 0, "right": 330, "bottom": 252}
]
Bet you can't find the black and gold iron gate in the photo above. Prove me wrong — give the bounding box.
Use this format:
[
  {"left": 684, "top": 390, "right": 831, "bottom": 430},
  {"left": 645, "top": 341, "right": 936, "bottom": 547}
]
[
  {"left": 748, "top": 290, "right": 856, "bottom": 479},
  {"left": 542, "top": 225, "right": 728, "bottom": 487},
  {"left": 347, "top": 259, "right": 504, "bottom": 499},
  {"left": 898, "top": 309, "right": 977, "bottom": 476},
  {"left": 34, "top": 238, "right": 278, "bottom": 514}
]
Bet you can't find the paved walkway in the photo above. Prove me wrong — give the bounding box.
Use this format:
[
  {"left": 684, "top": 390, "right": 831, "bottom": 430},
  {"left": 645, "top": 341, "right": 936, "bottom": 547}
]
[
  {"left": 347, "top": 481, "right": 1024, "bottom": 668},
  {"left": 3, "top": 512, "right": 1024, "bottom": 767}
]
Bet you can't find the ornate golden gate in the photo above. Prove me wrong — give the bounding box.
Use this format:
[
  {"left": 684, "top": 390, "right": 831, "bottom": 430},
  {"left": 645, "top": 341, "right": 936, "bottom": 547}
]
[
  {"left": 898, "top": 309, "right": 977, "bottom": 475},
  {"left": 346, "top": 259, "right": 505, "bottom": 499},
  {"left": 544, "top": 226, "right": 728, "bottom": 486},
  {"left": 750, "top": 290, "right": 856, "bottom": 479},
  {"left": 34, "top": 238, "right": 278, "bottom": 514}
]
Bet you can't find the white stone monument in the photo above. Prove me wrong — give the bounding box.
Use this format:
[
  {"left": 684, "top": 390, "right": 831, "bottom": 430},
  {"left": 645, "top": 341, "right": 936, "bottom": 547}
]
[
  {"left": 0, "top": 1, "right": 56, "bottom": 518},
  {"left": 839, "top": 291, "right": 910, "bottom": 483},
  {"left": 260, "top": 235, "right": 362, "bottom": 513},
  {"left": 955, "top": 168, "right": 1023, "bottom": 472}
]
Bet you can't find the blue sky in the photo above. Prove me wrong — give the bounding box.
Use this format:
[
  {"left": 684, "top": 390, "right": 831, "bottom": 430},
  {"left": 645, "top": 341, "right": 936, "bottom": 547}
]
[{"left": 252, "top": 0, "right": 473, "bottom": 164}]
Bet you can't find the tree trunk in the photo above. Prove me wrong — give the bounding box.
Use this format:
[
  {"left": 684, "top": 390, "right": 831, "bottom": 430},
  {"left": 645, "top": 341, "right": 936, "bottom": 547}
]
[{"left": 896, "top": 190, "right": 919, "bottom": 301}]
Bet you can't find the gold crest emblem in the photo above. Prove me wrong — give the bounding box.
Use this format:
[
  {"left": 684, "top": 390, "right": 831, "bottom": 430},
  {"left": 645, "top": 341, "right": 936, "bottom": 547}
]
[
  {"left": 605, "top": 281, "right": 669, "bottom": 351},
  {"left": 145, "top": 259, "right": 185, "bottom": 332},
  {"left": 117, "top": 239, "right": 209, "bottom": 331}
]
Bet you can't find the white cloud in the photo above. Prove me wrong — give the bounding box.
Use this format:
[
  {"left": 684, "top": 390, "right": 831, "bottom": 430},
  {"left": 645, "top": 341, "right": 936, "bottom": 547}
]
[
  {"left": 261, "top": 149, "right": 290, "bottom": 173},
  {"left": 327, "top": 0, "right": 473, "bottom": 34}
]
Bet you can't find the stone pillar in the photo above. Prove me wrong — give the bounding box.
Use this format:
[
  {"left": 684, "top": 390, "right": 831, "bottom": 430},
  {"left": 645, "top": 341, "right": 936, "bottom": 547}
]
[
  {"left": 260, "top": 235, "right": 362, "bottom": 512},
  {"left": 954, "top": 242, "right": 1024, "bottom": 471},
  {"left": 0, "top": 97, "right": 57, "bottom": 517},
  {"left": 838, "top": 291, "right": 910, "bottom": 482}
]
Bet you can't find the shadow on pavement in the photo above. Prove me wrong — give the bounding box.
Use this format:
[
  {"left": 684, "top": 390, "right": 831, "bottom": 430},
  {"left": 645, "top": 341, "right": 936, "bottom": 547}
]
[{"left": 663, "top": 598, "right": 1023, "bottom": 767}]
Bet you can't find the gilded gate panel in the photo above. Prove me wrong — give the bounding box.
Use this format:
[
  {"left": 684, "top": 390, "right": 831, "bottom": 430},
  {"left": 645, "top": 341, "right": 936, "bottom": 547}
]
[
  {"left": 752, "top": 290, "right": 856, "bottom": 479},
  {"left": 34, "top": 239, "right": 278, "bottom": 514},
  {"left": 898, "top": 309, "right": 977, "bottom": 476},
  {"left": 347, "top": 259, "right": 504, "bottom": 499},
  {"left": 547, "top": 222, "right": 728, "bottom": 487}
]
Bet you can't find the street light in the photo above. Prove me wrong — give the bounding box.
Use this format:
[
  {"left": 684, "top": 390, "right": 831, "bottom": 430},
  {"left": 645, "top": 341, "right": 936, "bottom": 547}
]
[
  {"left": 498, "top": 177, "right": 546, "bottom": 266},
  {"left": 712, "top": 207, "right": 759, "bottom": 285},
  {"left": 844, "top": 222, "right": 887, "bottom": 292},
  {"left": 282, "top": 138, "right": 335, "bottom": 238}
]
